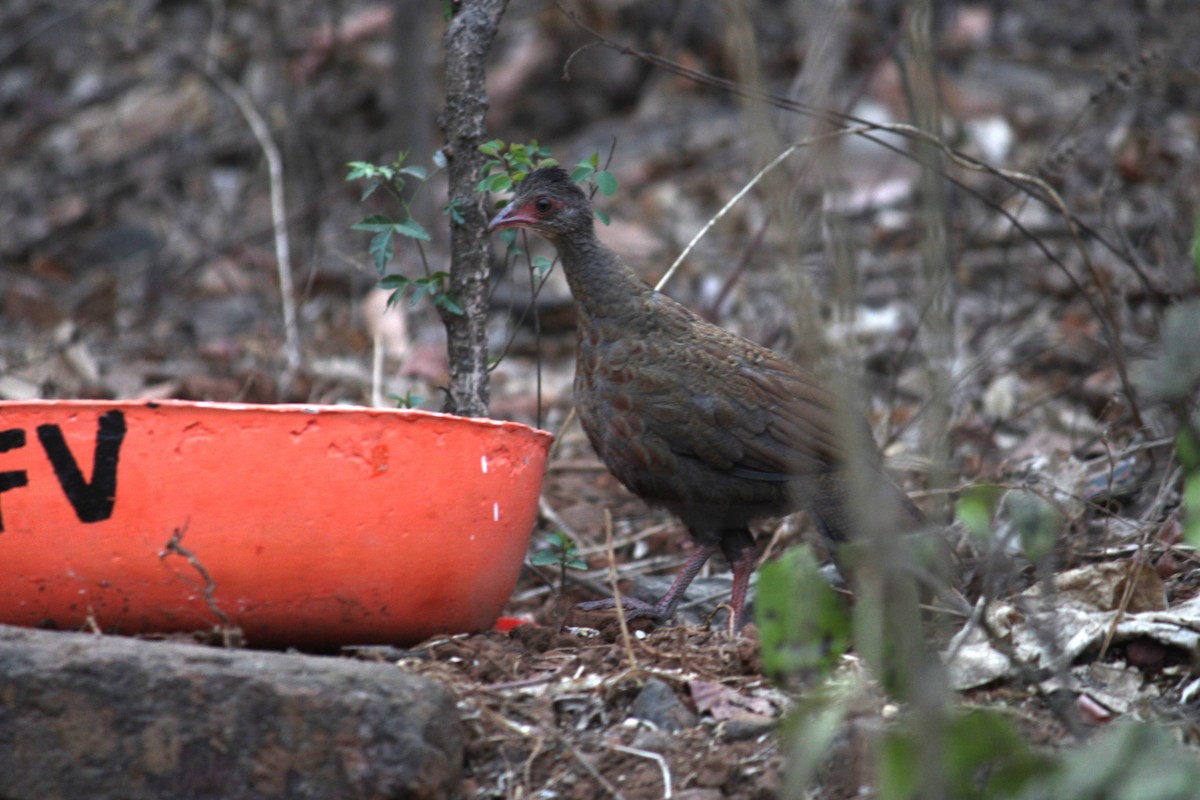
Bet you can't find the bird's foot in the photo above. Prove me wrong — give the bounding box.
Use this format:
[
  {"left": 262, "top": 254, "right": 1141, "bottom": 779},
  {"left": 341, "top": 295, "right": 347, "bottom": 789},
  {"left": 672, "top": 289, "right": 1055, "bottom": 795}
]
[{"left": 574, "top": 596, "right": 667, "bottom": 622}]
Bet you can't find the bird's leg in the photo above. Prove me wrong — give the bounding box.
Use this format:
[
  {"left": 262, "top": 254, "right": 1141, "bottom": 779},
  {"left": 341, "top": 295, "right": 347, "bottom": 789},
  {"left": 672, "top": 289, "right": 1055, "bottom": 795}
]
[
  {"left": 649, "top": 542, "right": 717, "bottom": 620},
  {"left": 576, "top": 543, "right": 716, "bottom": 622},
  {"left": 719, "top": 530, "right": 756, "bottom": 630}
]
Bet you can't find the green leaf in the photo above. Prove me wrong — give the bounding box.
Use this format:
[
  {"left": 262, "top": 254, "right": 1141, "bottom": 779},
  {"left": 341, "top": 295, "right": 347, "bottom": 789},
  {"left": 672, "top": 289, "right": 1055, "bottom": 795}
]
[
  {"left": 352, "top": 214, "right": 397, "bottom": 233},
  {"left": 393, "top": 218, "right": 431, "bottom": 241},
  {"left": 570, "top": 163, "right": 594, "bottom": 183},
  {"left": 378, "top": 274, "right": 411, "bottom": 290},
  {"left": 367, "top": 231, "right": 394, "bottom": 274},
  {"left": 442, "top": 200, "right": 465, "bottom": 225},
  {"left": 1185, "top": 473, "right": 1200, "bottom": 548},
  {"left": 756, "top": 546, "right": 850, "bottom": 682},
  {"left": 955, "top": 484, "right": 1000, "bottom": 539},
  {"left": 530, "top": 531, "right": 586, "bottom": 570},
  {"left": 595, "top": 170, "right": 618, "bottom": 195},
  {"left": 1177, "top": 427, "right": 1200, "bottom": 471},
  {"left": 435, "top": 292, "right": 465, "bottom": 315},
  {"left": 1001, "top": 489, "right": 1062, "bottom": 562},
  {"left": 1015, "top": 723, "right": 1200, "bottom": 800},
  {"left": 477, "top": 173, "right": 512, "bottom": 193},
  {"left": 345, "top": 161, "right": 377, "bottom": 181},
  {"left": 594, "top": 209, "right": 611, "bottom": 226},
  {"left": 357, "top": 181, "right": 380, "bottom": 202},
  {"left": 532, "top": 256, "right": 554, "bottom": 276},
  {"left": 879, "top": 710, "right": 1052, "bottom": 800},
  {"left": 399, "top": 164, "right": 428, "bottom": 181},
  {"left": 388, "top": 390, "right": 423, "bottom": 409},
  {"left": 1132, "top": 300, "right": 1200, "bottom": 404},
  {"left": 479, "top": 139, "right": 503, "bottom": 156},
  {"left": 879, "top": 729, "right": 920, "bottom": 800},
  {"left": 409, "top": 282, "right": 429, "bottom": 305}
]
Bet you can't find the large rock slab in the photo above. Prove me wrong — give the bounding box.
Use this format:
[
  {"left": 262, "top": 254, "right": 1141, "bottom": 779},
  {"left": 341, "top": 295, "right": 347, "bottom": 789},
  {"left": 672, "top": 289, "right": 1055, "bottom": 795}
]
[{"left": 0, "top": 625, "right": 461, "bottom": 799}]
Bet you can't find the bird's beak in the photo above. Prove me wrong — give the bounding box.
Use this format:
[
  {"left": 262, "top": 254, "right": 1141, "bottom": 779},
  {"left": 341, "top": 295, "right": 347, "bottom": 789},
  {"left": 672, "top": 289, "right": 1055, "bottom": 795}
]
[{"left": 487, "top": 200, "right": 531, "bottom": 233}]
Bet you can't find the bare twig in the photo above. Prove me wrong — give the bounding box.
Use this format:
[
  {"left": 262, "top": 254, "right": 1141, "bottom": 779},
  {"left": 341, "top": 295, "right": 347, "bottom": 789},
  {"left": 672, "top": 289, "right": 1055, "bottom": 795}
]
[
  {"left": 192, "top": 56, "right": 303, "bottom": 380},
  {"left": 605, "top": 508, "right": 639, "bottom": 670},
  {"left": 656, "top": 140, "right": 800, "bottom": 292},
  {"left": 371, "top": 329, "right": 384, "bottom": 408},
  {"left": 604, "top": 742, "right": 672, "bottom": 799},
  {"left": 160, "top": 523, "right": 241, "bottom": 646},
  {"left": 557, "top": 4, "right": 1145, "bottom": 427},
  {"left": 562, "top": 738, "right": 626, "bottom": 799}
]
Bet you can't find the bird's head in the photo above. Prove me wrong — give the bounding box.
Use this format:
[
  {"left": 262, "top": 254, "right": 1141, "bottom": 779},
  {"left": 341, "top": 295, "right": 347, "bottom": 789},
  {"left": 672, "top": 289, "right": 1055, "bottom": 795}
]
[{"left": 487, "top": 166, "right": 593, "bottom": 241}]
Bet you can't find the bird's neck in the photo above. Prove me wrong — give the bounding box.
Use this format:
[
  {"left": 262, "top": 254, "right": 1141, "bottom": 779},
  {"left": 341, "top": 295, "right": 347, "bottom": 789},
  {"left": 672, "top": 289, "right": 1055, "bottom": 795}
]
[{"left": 555, "top": 229, "right": 653, "bottom": 319}]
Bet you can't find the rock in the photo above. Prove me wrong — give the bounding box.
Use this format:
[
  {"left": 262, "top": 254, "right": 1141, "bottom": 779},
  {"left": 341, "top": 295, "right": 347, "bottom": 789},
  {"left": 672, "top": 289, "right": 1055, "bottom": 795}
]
[
  {"left": 0, "top": 625, "right": 461, "bottom": 799},
  {"left": 628, "top": 677, "right": 697, "bottom": 733}
]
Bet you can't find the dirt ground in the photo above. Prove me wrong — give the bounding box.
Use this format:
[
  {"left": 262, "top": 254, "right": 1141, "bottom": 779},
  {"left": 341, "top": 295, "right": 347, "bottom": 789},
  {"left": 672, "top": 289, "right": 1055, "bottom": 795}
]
[{"left": 3, "top": 1, "right": 1200, "bottom": 797}]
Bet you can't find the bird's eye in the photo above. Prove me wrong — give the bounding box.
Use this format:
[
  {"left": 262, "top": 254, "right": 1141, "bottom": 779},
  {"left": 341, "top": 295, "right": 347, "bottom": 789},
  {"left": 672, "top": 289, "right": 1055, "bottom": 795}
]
[{"left": 534, "top": 197, "right": 553, "bottom": 213}]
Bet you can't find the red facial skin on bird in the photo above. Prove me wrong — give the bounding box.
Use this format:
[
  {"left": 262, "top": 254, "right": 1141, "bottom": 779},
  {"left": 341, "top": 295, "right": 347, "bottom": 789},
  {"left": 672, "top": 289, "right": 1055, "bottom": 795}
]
[{"left": 488, "top": 196, "right": 564, "bottom": 232}]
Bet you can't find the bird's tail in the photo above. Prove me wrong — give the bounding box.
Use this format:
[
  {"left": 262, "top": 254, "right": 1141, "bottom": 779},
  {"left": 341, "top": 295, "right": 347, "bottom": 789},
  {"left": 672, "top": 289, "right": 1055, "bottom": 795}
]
[{"left": 808, "top": 469, "right": 966, "bottom": 614}]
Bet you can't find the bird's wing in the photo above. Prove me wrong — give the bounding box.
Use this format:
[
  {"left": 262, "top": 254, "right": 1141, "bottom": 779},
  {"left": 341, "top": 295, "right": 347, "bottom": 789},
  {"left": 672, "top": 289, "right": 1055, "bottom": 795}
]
[
  {"left": 698, "top": 332, "right": 846, "bottom": 478},
  {"left": 619, "top": 299, "right": 848, "bottom": 480}
]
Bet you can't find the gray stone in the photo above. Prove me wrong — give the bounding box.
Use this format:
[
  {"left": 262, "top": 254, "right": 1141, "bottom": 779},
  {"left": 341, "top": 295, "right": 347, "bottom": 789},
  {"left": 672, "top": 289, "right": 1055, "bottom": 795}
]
[
  {"left": 628, "top": 677, "right": 697, "bottom": 733},
  {"left": 0, "top": 625, "right": 461, "bottom": 799}
]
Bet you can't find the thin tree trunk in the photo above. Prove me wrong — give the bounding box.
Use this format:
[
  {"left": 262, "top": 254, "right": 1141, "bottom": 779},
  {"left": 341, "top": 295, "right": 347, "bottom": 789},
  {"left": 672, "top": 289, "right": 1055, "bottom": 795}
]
[{"left": 440, "top": 0, "right": 509, "bottom": 417}]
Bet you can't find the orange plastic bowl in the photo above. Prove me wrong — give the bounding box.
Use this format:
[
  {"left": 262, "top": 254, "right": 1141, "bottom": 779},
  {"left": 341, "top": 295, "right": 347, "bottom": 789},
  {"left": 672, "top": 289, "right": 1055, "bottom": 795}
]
[{"left": 0, "top": 400, "right": 552, "bottom": 648}]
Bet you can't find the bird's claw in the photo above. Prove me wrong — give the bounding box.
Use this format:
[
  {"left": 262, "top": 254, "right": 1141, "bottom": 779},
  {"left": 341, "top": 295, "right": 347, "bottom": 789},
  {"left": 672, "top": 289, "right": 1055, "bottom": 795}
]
[{"left": 574, "top": 596, "right": 666, "bottom": 622}]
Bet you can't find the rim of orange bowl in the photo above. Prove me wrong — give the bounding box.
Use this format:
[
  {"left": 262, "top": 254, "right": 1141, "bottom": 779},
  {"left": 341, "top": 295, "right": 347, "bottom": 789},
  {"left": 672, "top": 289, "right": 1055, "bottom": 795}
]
[{"left": 0, "top": 398, "right": 555, "bottom": 437}]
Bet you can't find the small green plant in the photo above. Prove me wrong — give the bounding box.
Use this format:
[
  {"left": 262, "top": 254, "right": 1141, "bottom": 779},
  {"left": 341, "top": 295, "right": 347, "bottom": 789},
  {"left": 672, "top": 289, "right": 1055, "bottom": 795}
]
[
  {"left": 756, "top": 546, "right": 850, "bottom": 682},
  {"left": 1133, "top": 294, "right": 1200, "bottom": 548},
  {"left": 346, "top": 150, "right": 464, "bottom": 316},
  {"left": 387, "top": 390, "right": 424, "bottom": 409},
  {"left": 530, "top": 529, "right": 587, "bottom": 576},
  {"left": 956, "top": 483, "right": 1063, "bottom": 564},
  {"left": 477, "top": 140, "right": 618, "bottom": 226},
  {"left": 476, "top": 142, "right": 620, "bottom": 427},
  {"left": 347, "top": 141, "right": 621, "bottom": 422},
  {"left": 878, "top": 709, "right": 1055, "bottom": 800},
  {"left": 476, "top": 138, "right": 555, "bottom": 195},
  {"left": 477, "top": 141, "right": 619, "bottom": 308}
]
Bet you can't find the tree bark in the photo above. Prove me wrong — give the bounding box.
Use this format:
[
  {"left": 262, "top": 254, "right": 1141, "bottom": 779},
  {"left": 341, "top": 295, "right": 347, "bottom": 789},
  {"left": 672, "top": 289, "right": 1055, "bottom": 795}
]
[{"left": 440, "top": 0, "right": 509, "bottom": 417}]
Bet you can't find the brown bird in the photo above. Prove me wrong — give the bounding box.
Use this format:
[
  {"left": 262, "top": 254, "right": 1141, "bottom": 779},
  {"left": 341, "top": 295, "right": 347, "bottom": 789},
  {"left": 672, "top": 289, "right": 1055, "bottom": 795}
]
[{"left": 488, "top": 166, "right": 928, "bottom": 630}]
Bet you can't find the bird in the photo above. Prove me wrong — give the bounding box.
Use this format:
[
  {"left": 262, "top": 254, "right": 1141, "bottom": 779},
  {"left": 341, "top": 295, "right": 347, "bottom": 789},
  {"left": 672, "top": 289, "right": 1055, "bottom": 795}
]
[{"left": 488, "top": 166, "right": 930, "bottom": 630}]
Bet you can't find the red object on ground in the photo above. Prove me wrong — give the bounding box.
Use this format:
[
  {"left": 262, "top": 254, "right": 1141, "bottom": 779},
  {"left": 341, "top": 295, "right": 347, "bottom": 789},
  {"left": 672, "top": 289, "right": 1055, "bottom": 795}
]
[
  {"left": 0, "top": 400, "right": 552, "bottom": 648},
  {"left": 491, "top": 616, "right": 531, "bottom": 633}
]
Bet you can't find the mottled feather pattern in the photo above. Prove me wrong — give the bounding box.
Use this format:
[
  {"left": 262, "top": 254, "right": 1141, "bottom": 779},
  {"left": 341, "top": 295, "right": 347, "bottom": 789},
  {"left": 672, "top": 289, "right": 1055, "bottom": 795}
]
[{"left": 487, "top": 166, "right": 928, "bottom": 626}]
